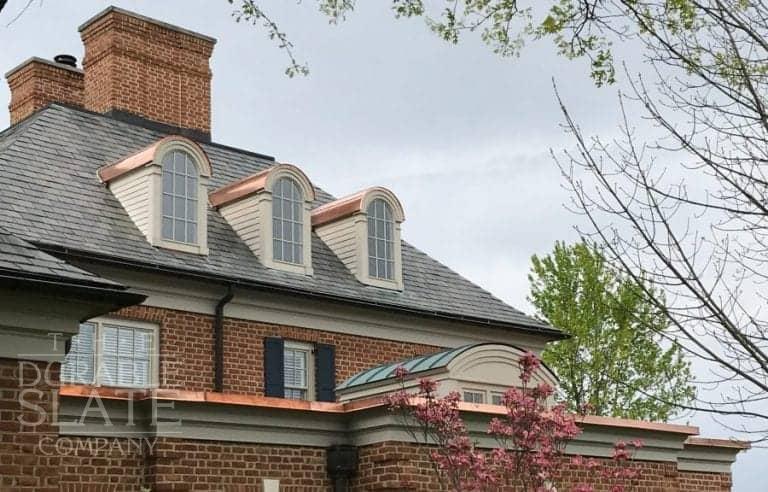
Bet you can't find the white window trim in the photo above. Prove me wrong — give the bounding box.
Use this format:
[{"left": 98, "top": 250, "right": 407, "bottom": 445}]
[
  {"left": 357, "top": 191, "right": 404, "bottom": 290},
  {"left": 462, "top": 388, "right": 487, "bottom": 404},
  {"left": 150, "top": 140, "right": 210, "bottom": 255},
  {"left": 63, "top": 317, "right": 160, "bottom": 389},
  {"left": 284, "top": 340, "right": 315, "bottom": 401},
  {"left": 260, "top": 168, "right": 314, "bottom": 275},
  {"left": 490, "top": 391, "right": 505, "bottom": 406}
]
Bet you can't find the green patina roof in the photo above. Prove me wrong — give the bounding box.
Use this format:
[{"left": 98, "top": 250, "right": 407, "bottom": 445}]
[{"left": 337, "top": 344, "right": 483, "bottom": 391}]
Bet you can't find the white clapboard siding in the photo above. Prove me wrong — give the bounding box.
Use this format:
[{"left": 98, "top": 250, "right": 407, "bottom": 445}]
[
  {"left": 219, "top": 195, "right": 263, "bottom": 257},
  {"left": 315, "top": 215, "right": 359, "bottom": 275},
  {"left": 109, "top": 166, "right": 154, "bottom": 239}
]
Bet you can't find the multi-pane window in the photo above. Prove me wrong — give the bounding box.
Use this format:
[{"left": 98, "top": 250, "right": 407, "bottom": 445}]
[
  {"left": 367, "top": 199, "right": 395, "bottom": 280},
  {"left": 100, "top": 324, "right": 153, "bottom": 388},
  {"left": 162, "top": 150, "right": 199, "bottom": 244},
  {"left": 61, "top": 323, "right": 95, "bottom": 384},
  {"left": 463, "top": 390, "right": 485, "bottom": 404},
  {"left": 272, "top": 177, "right": 304, "bottom": 264},
  {"left": 491, "top": 392, "right": 505, "bottom": 406},
  {"left": 61, "top": 320, "right": 156, "bottom": 388},
  {"left": 284, "top": 342, "right": 313, "bottom": 400}
]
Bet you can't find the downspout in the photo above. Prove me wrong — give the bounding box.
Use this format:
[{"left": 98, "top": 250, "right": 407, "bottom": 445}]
[{"left": 213, "top": 285, "right": 234, "bottom": 392}]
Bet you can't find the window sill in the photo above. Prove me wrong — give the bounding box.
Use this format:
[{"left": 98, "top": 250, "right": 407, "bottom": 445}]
[
  {"left": 263, "top": 257, "right": 313, "bottom": 276},
  {"left": 153, "top": 237, "right": 209, "bottom": 255},
  {"left": 359, "top": 275, "right": 403, "bottom": 291}
]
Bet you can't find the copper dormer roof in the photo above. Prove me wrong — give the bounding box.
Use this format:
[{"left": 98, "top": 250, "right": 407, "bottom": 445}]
[
  {"left": 311, "top": 187, "right": 405, "bottom": 227},
  {"left": 98, "top": 135, "right": 212, "bottom": 183},
  {"left": 208, "top": 163, "right": 315, "bottom": 208}
]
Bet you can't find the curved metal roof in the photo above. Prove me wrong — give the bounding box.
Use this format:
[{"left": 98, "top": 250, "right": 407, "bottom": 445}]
[{"left": 337, "top": 344, "right": 482, "bottom": 391}]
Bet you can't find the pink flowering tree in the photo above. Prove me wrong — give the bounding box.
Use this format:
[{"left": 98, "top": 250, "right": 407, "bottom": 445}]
[{"left": 386, "top": 352, "right": 642, "bottom": 491}]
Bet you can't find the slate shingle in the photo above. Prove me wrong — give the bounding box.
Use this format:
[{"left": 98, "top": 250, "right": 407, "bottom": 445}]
[
  {"left": 0, "top": 225, "right": 122, "bottom": 288},
  {"left": 0, "top": 105, "right": 557, "bottom": 334}
]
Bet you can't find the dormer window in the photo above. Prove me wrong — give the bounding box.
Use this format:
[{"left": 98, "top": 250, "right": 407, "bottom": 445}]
[
  {"left": 312, "top": 187, "right": 405, "bottom": 290},
  {"left": 162, "top": 150, "right": 199, "bottom": 245},
  {"left": 209, "top": 164, "right": 315, "bottom": 275},
  {"left": 367, "top": 199, "right": 395, "bottom": 280},
  {"left": 272, "top": 177, "right": 304, "bottom": 265},
  {"left": 98, "top": 136, "right": 212, "bottom": 255}
]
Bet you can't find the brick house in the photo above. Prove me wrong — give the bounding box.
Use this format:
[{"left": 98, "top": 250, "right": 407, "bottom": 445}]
[{"left": 0, "top": 6, "right": 747, "bottom": 491}]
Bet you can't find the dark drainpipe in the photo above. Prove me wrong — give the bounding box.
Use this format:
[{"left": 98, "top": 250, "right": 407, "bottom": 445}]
[
  {"left": 327, "top": 445, "right": 359, "bottom": 492},
  {"left": 214, "top": 285, "right": 234, "bottom": 392}
]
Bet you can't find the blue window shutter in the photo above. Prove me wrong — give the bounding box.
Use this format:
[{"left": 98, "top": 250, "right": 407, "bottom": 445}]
[
  {"left": 264, "top": 337, "right": 285, "bottom": 397},
  {"left": 315, "top": 343, "right": 336, "bottom": 402}
]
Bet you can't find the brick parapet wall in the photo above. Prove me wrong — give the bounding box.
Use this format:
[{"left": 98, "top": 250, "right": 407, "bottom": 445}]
[{"left": 113, "top": 304, "right": 441, "bottom": 395}]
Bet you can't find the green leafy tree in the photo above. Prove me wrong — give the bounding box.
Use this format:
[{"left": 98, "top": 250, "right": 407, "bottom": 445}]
[
  {"left": 229, "top": 0, "right": 709, "bottom": 84},
  {"left": 528, "top": 241, "right": 694, "bottom": 421}
]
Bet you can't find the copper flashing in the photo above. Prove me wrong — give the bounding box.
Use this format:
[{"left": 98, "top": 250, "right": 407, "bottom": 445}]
[
  {"left": 576, "top": 414, "right": 699, "bottom": 435},
  {"left": 59, "top": 385, "right": 703, "bottom": 436},
  {"left": 684, "top": 437, "right": 751, "bottom": 449},
  {"left": 98, "top": 135, "right": 212, "bottom": 183}
]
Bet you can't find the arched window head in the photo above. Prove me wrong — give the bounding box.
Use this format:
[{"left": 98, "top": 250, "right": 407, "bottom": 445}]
[
  {"left": 272, "top": 177, "right": 304, "bottom": 264},
  {"left": 367, "top": 198, "right": 395, "bottom": 280},
  {"left": 161, "top": 149, "right": 199, "bottom": 245}
]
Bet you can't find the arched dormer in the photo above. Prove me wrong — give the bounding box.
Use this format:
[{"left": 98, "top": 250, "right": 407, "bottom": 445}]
[
  {"left": 336, "top": 343, "right": 559, "bottom": 403},
  {"left": 209, "top": 163, "right": 315, "bottom": 275},
  {"left": 312, "top": 187, "right": 405, "bottom": 290},
  {"left": 98, "top": 135, "right": 212, "bottom": 255}
]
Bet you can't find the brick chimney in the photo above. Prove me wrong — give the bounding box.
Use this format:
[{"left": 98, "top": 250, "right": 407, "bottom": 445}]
[
  {"left": 78, "top": 7, "right": 216, "bottom": 137},
  {"left": 6, "top": 57, "right": 84, "bottom": 125}
]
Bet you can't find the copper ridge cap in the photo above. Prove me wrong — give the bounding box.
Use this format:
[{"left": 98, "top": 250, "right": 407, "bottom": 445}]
[
  {"left": 208, "top": 168, "right": 271, "bottom": 208},
  {"left": 208, "top": 163, "right": 315, "bottom": 208},
  {"left": 311, "top": 186, "right": 405, "bottom": 227}
]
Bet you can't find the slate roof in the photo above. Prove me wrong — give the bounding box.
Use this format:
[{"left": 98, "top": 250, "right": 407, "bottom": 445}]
[
  {"left": 0, "top": 104, "right": 558, "bottom": 335},
  {"left": 337, "top": 344, "right": 477, "bottom": 390},
  {"left": 0, "top": 225, "right": 122, "bottom": 288}
]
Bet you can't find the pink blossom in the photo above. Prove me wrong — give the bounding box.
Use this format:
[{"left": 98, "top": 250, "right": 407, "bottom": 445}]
[
  {"left": 385, "top": 351, "right": 640, "bottom": 491},
  {"left": 393, "top": 365, "right": 409, "bottom": 379}
]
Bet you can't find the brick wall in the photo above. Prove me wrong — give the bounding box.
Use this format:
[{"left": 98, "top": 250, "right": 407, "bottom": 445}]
[
  {"left": 113, "top": 305, "right": 440, "bottom": 395},
  {"left": 351, "top": 441, "right": 733, "bottom": 492},
  {"left": 6, "top": 60, "right": 84, "bottom": 124},
  {"left": 0, "top": 357, "right": 736, "bottom": 490},
  {"left": 0, "top": 358, "right": 60, "bottom": 491},
  {"left": 147, "top": 438, "right": 328, "bottom": 491}
]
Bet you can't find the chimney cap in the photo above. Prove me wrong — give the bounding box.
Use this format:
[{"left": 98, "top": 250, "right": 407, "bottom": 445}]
[
  {"left": 54, "top": 54, "right": 78, "bottom": 68},
  {"left": 78, "top": 6, "right": 217, "bottom": 44},
  {"left": 5, "top": 57, "right": 83, "bottom": 79}
]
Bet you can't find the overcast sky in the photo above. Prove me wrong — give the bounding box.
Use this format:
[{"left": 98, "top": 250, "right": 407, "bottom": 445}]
[{"left": 0, "top": 1, "right": 760, "bottom": 488}]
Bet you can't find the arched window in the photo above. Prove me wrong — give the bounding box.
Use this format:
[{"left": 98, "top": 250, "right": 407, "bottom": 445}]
[
  {"left": 161, "top": 150, "right": 199, "bottom": 244},
  {"left": 367, "top": 198, "right": 395, "bottom": 280},
  {"left": 272, "top": 177, "right": 304, "bottom": 264}
]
